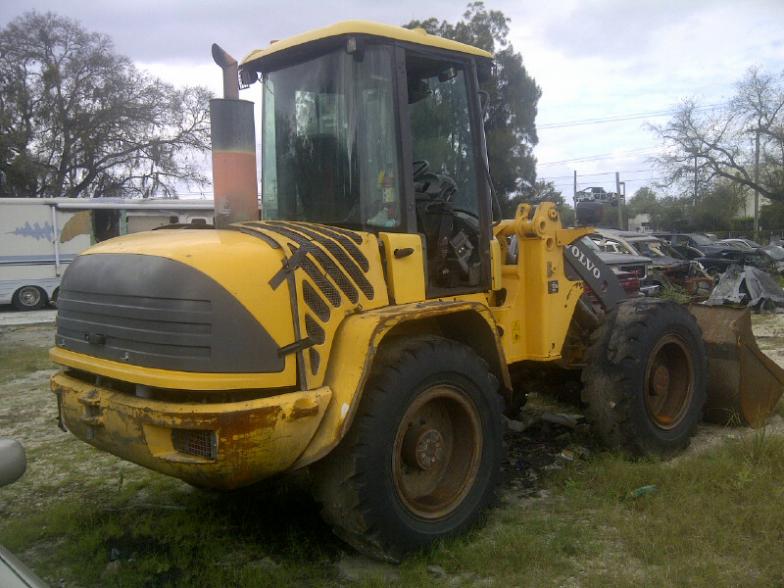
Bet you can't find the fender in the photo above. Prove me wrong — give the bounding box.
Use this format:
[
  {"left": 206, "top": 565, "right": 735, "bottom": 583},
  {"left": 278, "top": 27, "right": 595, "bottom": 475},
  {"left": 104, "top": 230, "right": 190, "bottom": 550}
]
[{"left": 292, "top": 299, "right": 510, "bottom": 468}]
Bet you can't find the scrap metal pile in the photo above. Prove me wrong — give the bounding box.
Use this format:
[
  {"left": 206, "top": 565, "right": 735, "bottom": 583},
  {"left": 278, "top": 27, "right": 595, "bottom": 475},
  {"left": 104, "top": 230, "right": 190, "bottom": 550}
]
[
  {"left": 587, "top": 229, "right": 784, "bottom": 310},
  {"left": 705, "top": 265, "right": 784, "bottom": 311}
]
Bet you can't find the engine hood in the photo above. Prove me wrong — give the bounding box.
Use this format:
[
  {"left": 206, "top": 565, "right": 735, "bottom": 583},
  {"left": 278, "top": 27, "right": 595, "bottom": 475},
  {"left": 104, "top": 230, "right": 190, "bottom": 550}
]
[{"left": 53, "top": 229, "right": 298, "bottom": 387}]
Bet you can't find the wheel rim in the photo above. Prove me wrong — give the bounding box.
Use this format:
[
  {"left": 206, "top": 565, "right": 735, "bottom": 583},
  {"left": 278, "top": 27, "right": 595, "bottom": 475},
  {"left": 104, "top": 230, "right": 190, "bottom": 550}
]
[
  {"left": 18, "top": 287, "right": 41, "bottom": 308},
  {"left": 392, "top": 385, "right": 482, "bottom": 520},
  {"left": 643, "top": 334, "right": 694, "bottom": 430}
]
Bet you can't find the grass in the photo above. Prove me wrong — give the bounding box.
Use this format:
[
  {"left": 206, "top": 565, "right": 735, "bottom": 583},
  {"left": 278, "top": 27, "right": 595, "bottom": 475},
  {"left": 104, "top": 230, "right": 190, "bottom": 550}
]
[
  {"left": 0, "top": 341, "right": 51, "bottom": 384},
  {"left": 2, "top": 322, "right": 784, "bottom": 586}
]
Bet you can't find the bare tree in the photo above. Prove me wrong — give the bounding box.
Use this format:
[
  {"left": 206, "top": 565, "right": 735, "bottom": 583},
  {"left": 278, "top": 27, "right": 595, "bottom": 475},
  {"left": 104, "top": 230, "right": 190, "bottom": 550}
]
[
  {"left": 652, "top": 68, "right": 784, "bottom": 203},
  {"left": 0, "top": 12, "right": 212, "bottom": 198}
]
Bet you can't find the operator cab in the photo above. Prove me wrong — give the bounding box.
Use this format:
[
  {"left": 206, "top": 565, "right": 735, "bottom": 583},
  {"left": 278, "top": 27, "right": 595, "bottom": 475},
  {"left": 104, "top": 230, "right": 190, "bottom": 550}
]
[{"left": 241, "top": 22, "right": 494, "bottom": 296}]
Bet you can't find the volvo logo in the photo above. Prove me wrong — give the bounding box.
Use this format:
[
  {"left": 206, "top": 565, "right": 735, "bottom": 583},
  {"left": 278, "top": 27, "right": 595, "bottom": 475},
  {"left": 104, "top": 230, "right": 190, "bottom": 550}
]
[{"left": 569, "top": 245, "right": 602, "bottom": 280}]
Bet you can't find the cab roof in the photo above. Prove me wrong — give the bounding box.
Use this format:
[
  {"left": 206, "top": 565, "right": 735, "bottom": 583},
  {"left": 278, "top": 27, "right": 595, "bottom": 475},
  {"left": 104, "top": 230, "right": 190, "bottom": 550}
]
[{"left": 240, "top": 20, "right": 493, "bottom": 67}]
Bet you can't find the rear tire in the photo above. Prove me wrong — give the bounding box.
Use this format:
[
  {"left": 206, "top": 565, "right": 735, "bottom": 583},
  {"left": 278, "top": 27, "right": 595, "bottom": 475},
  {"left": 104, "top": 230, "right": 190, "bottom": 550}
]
[
  {"left": 582, "top": 299, "right": 707, "bottom": 457},
  {"left": 311, "top": 336, "right": 503, "bottom": 561},
  {"left": 12, "top": 286, "right": 47, "bottom": 311}
]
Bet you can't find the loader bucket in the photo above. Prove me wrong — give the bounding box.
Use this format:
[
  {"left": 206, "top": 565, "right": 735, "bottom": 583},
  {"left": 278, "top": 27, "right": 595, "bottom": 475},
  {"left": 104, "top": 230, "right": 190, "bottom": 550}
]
[{"left": 689, "top": 305, "right": 784, "bottom": 427}]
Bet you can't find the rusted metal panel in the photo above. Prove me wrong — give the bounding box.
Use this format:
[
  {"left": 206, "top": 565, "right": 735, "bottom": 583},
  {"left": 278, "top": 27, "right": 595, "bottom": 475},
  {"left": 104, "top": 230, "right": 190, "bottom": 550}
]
[
  {"left": 210, "top": 99, "right": 259, "bottom": 228},
  {"left": 52, "top": 372, "right": 332, "bottom": 489},
  {"left": 689, "top": 305, "right": 784, "bottom": 427}
]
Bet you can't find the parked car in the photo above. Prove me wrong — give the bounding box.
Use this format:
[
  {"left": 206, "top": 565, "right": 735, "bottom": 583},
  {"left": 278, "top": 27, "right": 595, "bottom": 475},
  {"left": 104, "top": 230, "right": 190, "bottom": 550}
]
[
  {"left": 595, "top": 230, "right": 713, "bottom": 296},
  {"left": 574, "top": 186, "right": 618, "bottom": 203},
  {"left": 578, "top": 237, "right": 653, "bottom": 298},
  {"left": 697, "top": 248, "right": 781, "bottom": 277},
  {"left": 717, "top": 238, "right": 761, "bottom": 251},
  {"left": 0, "top": 439, "right": 47, "bottom": 588},
  {"left": 654, "top": 232, "right": 722, "bottom": 254},
  {"left": 595, "top": 230, "right": 687, "bottom": 270}
]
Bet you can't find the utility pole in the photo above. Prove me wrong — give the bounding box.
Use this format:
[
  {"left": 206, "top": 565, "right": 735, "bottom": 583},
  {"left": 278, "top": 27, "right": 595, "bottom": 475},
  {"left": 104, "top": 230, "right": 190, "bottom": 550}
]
[
  {"left": 753, "top": 129, "right": 760, "bottom": 239},
  {"left": 693, "top": 154, "right": 698, "bottom": 202},
  {"left": 615, "top": 172, "right": 623, "bottom": 230},
  {"left": 573, "top": 170, "right": 577, "bottom": 204}
]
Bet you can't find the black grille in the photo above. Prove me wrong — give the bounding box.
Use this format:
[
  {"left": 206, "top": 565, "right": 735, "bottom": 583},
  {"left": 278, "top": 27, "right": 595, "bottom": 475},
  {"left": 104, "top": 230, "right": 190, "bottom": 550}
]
[
  {"left": 303, "top": 281, "right": 330, "bottom": 321},
  {"left": 256, "top": 223, "right": 360, "bottom": 302},
  {"left": 57, "top": 290, "right": 212, "bottom": 360},
  {"left": 305, "top": 314, "right": 325, "bottom": 344},
  {"left": 282, "top": 223, "right": 374, "bottom": 298},
  {"left": 56, "top": 254, "right": 284, "bottom": 374},
  {"left": 325, "top": 225, "right": 363, "bottom": 245},
  {"left": 308, "top": 348, "right": 320, "bottom": 375},
  {"left": 172, "top": 429, "right": 217, "bottom": 459},
  {"left": 283, "top": 222, "right": 369, "bottom": 271},
  {"left": 287, "top": 244, "right": 345, "bottom": 306}
]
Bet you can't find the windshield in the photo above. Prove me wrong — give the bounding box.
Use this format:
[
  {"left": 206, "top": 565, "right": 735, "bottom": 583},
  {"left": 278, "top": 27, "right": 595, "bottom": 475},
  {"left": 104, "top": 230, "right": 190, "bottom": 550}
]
[
  {"left": 582, "top": 236, "right": 601, "bottom": 251},
  {"left": 261, "top": 46, "right": 400, "bottom": 229},
  {"left": 632, "top": 239, "right": 683, "bottom": 259},
  {"left": 690, "top": 234, "right": 713, "bottom": 246}
]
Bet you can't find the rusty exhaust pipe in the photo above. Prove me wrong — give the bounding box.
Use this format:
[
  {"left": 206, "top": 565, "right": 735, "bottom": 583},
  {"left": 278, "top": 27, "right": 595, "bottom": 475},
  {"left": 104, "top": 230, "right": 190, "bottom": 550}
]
[{"left": 210, "top": 43, "right": 258, "bottom": 228}]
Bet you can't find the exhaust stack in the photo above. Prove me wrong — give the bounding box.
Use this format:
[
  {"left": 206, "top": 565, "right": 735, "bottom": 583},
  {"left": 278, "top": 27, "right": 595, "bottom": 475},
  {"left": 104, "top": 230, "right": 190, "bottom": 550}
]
[{"left": 210, "top": 43, "right": 259, "bottom": 228}]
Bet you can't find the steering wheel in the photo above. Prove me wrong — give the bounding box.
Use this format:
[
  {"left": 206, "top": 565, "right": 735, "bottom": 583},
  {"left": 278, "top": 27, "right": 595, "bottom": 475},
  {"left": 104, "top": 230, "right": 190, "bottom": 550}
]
[{"left": 412, "top": 160, "right": 430, "bottom": 180}]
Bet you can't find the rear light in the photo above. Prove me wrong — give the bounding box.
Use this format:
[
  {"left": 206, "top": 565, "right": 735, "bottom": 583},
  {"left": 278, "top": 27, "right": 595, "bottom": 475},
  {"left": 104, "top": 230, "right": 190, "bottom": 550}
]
[
  {"left": 171, "top": 429, "right": 218, "bottom": 460},
  {"left": 619, "top": 265, "right": 646, "bottom": 279},
  {"left": 619, "top": 276, "right": 641, "bottom": 293},
  {"left": 615, "top": 270, "right": 641, "bottom": 295}
]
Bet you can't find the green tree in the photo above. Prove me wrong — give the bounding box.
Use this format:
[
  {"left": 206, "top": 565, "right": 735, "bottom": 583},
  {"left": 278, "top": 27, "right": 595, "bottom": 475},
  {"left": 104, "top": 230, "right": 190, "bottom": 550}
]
[
  {"left": 504, "top": 179, "right": 562, "bottom": 214},
  {"left": 626, "top": 186, "right": 659, "bottom": 218},
  {"left": 691, "top": 181, "right": 744, "bottom": 230},
  {"left": 760, "top": 200, "right": 784, "bottom": 230},
  {"left": 405, "top": 2, "right": 541, "bottom": 212},
  {"left": 651, "top": 196, "right": 690, "bottom": 231},
  {"left": 0, "top": 12, "right": 212, "bottom": 198}
]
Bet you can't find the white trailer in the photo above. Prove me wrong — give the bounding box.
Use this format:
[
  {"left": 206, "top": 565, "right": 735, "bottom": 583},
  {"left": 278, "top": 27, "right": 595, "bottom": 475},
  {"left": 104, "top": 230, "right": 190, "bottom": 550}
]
[{"left": 0, "top": 198, "right": 216, "bottom": 310}]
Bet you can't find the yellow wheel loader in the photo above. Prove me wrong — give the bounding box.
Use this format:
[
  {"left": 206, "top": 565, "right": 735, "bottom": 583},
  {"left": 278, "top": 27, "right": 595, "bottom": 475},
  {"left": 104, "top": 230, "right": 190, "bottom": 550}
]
[{"left": 49, "top": 21, "right": 784, "bottom": 559}]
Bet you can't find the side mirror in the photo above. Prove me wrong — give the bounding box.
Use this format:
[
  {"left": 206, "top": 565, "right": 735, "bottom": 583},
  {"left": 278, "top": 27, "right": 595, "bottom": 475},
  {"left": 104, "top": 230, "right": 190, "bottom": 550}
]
[{"left": 0, "top": 439, "right": 26, "bottom": 487}]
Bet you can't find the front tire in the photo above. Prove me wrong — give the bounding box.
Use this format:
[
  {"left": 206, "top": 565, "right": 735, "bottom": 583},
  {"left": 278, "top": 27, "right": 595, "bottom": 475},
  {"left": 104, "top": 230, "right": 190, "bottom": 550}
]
[
  {"left": 312, "top": 336, "right": 503, "bottom": 560},
  {"left": 12, "top": 286, "right": 47, "bottom": 311},
  {"left": 582, "top": 299, "right": 707, "bottom": 457}
]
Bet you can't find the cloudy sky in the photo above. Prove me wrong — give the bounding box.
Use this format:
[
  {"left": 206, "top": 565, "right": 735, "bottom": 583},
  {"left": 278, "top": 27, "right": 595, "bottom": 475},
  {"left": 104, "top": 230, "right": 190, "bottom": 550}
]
[{"left": 2, "top": 0, "right": 783, "bottom": 200}]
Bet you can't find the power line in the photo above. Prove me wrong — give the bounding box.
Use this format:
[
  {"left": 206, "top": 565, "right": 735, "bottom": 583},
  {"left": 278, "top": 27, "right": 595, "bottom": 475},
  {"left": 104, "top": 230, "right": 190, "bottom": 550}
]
[
  {"left": 538, "top": 168, "right": 652, "bottom": 181},
  {"left": 538, "top": 147, "right": 661, "bottom": 166},
  {"left": 537, "top": 103, "right": 725, "bottom": 130}
]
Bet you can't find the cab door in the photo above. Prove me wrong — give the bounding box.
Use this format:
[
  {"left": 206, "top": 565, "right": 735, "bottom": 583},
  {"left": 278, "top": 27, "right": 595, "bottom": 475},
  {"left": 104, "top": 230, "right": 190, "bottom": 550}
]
[{"left": 398, "top": 48, "right": 492, "bottom": 298}]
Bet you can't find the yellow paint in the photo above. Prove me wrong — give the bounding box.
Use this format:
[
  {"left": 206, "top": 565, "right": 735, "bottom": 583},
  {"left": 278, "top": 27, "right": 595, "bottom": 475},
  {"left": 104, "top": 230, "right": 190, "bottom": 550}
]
[
  {"left": 241, "top": 20, "right": 492, "bottom": 67},
  {"left": 52, "top": 371, "right": 331, "bottom": 489},
  {"left": 293, "top": 299, "right": 507, "bottom": 468},
  {"left": 491, "top": 202, "right": 587, "bottom": 362},
  {"left": 49, "top": 203, "right": 592, "bottom": 487},
  {"left": 84, "top": 230, "right": 297, "bottom": 371},
  {"left": 378, "top": 232, "right": 426, "bottom": 304},
  {"left": 50, "top": 347, "right": 294, "bottom": 390},
  {"left": 234, "top": 222, "right": 389, "bottom": 391},
  {"left": 47, "top": 17, "right": 597, "bottom": 493},
  {"left": 490, "top": 237, "right": 503, "bottom": 290}
]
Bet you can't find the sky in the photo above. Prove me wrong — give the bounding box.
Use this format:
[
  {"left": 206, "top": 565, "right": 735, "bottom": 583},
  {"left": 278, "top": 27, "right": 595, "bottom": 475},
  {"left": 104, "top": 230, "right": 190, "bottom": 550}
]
[{"left": 2, "top": 0, "right": 783, "bottom": 201}]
